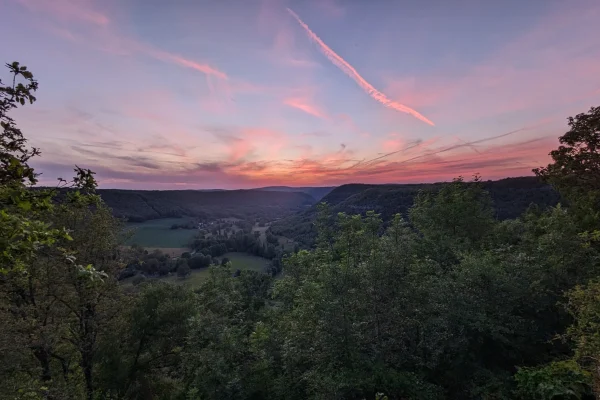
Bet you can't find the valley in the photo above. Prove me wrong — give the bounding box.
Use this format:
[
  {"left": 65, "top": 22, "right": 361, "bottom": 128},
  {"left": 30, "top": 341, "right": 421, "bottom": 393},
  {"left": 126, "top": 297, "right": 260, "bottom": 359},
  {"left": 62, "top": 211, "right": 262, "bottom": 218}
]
[{"left": 108, "top": 177, "right": 561, "bottom": 289}]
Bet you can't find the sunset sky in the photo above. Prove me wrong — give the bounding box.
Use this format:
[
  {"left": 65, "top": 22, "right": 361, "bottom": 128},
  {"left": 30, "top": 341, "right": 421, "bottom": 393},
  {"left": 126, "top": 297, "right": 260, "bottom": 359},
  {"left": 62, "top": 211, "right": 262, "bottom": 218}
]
[{"left": 1, "top": 0, "right": 600, "bottom": 189}]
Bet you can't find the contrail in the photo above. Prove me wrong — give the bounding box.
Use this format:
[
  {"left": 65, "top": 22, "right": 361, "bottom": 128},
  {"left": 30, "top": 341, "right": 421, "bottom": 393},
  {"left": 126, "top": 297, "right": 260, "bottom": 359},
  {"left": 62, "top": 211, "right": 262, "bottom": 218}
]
[
  {"left": 361, "top": 127, "right": 528, "bottom": 167},
  {"left": 287, "top": 8, "right": 434, "bottom": 126}
]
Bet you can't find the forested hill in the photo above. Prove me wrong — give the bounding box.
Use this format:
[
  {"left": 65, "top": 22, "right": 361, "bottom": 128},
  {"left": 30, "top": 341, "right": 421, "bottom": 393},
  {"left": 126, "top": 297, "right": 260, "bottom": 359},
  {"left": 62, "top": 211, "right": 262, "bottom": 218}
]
[
  {"left": 270, "top": 176, "right": 561, "bottom": 247},
  {"left": 96, "top": 189, "right": 315, "bottom": 222},
  {"left": 254, "top": 186, "right": 335, "bottom": 201}
]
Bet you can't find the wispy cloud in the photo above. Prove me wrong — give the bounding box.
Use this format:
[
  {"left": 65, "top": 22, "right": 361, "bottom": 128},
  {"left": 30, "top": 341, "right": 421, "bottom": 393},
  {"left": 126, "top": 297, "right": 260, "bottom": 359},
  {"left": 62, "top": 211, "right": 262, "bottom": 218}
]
[
  {"left": 14, "top": 0, "right": 227, "bottom": 80},
  {"left": 300, "top": 131, "right": 331, "bottom": 138},
  {"left": 17, "top": 0, "right": 109, "bottom": 26},
  {"left": 139, "top": 45, "right": 227, "bottom": 79},
  {"left": 284, "top": 96, "right": 327, "bottom": 119},
  {"left": 287, "top": 8, "right": 435, "bottom": 126}
]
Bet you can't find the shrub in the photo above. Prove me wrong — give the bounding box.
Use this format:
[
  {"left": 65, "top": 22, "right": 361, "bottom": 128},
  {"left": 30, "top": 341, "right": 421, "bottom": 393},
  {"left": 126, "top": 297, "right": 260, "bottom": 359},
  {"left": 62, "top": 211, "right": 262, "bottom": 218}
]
[
  {"left": 132, "top": 275, "right": 146, "bottom": 286},
  {"left": 177, "top": 263, "right": 191, "bottom": 279}
]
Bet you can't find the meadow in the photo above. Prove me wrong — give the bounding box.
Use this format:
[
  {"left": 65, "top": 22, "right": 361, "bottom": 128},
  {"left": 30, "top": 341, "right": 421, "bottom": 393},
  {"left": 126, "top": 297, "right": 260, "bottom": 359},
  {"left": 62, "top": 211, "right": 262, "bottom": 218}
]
[
  {"left": 124, "top": 218, "right": 197, "bottom": 248},
  {"left": 123, "top": 252, "right": 270, "bottom": 289},
  {"left": 220, "top": 252, "right": 269, "bottom": 272}
]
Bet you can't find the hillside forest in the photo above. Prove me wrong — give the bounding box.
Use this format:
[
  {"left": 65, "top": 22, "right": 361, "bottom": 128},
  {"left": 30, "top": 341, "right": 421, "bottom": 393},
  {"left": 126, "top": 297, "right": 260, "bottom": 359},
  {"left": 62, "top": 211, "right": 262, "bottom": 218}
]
[{"left": 2, "top": 63, "right": 600, "bottom": 400}]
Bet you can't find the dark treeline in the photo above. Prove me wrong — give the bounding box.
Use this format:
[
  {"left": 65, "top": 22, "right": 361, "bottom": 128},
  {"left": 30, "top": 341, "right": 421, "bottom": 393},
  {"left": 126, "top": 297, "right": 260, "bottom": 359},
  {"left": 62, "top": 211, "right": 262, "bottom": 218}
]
[
  {"left": 3, "top": 63, "right": 600, "bottom": 400},
  {"left": 271, "top": 176, "right": 561, "bottom": 248},
  {"left": 255, "top": 185, "right": 335, "bottom": 201},
  {"left": 95, "top": 188, "right": 315, "bottom": 222}
]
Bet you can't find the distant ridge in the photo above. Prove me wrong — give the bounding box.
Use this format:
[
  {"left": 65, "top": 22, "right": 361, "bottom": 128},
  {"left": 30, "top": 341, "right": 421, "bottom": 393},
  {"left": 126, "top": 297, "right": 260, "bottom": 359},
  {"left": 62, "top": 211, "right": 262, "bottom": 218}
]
[
  {"left": 270, "top": 177, "right": 561, "bottom": 248},
  {"left": 254, "top": 186, "right": 335, "bottom": 201},
  {"left": 96, "top": 189, "right": 314, "bottom": 222}
]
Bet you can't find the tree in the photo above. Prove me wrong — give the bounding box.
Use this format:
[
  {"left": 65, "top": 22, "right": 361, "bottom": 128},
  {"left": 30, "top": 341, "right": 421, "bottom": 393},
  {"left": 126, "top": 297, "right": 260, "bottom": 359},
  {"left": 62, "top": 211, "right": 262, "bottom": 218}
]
[
  {"left": 0, "top": 61, "right": 38, "bottom": 186},
  {"left": 189, "top": 254, "right": 211, "bottom": 269},
  {"left": 181, "top": 267, "right": 273, "bottom": 399},
  {"left": 563, "top": 281, "right": 600, "bottom": 394},
  {"left": 1, "top": 61, "right": 113, "bottom": 399},
  {"left": 177, "top": 262, "right": 191, "bottom": 279},
  {"left": 95, "top": 283, "right": 197, "bottom": 398},
  {"left": 221, "top": 257, "right": 230, "bottom": 266},
  {"left": 143, "top": 258, "right": 160, "bottom": 274},
  {"left": 514, "top": 360, "right": 593, "bottom": 400},
  {"left": 409, "top": 175, "right": 495, "bottom": 266},
  {"left": 534, "top": 106, "right": 600, "bottom": 228}
]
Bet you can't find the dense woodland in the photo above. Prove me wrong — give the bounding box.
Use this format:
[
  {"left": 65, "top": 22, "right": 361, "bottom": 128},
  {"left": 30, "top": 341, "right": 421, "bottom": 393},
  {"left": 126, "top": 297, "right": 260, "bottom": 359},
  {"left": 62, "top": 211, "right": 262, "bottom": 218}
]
[
  {"left": 95, "top": 189, "right": 314, "bottom": 222},
  {"left": 271, "top": 177, "right": 561, "bottom": 248},
  {"left": 3, "top": 63, "right": 600, "bottom": 400}
]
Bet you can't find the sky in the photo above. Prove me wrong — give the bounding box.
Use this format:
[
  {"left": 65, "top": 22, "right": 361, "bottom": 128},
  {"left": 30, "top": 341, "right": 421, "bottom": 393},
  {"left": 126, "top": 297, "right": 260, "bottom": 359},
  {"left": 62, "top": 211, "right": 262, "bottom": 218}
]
[{"left": 1, "top": 0, "right": 599, "bottom": 189}]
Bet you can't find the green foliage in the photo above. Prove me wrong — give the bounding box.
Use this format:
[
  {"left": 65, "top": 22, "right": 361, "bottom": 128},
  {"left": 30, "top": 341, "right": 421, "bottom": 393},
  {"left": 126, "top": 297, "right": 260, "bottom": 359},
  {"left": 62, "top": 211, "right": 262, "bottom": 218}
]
[
  {"left": 563, "top": 281, "right": 600, "bottom": 391},
  {"left": 0, "top": 61, "right": 122, "bottom": 400},
  {"left": 95, "top": 282, "right": 196, "bottom": 398},
  {"left": 181, "top": 267, "right": 273, "bottom": 399},
  {"left": 0, "top": 61, "right": 39, "bottom": 186},
  {"left": 409, "top": 175, "right": 495, "bottom": 265},
  {"left": 177, "top": 261, "right": 191, "bottom": 278},
  {"left": 514, "top": 361, "right": 592, "bottom": 399},
  {"left": 534, "top": 105, "right": 600, "bottom": 229},
  {"left": 410, "top": 175, "right": 494, "bottom": 249},
  {"left": 271, "top": 177, "right": 560, "bottom": 249}
]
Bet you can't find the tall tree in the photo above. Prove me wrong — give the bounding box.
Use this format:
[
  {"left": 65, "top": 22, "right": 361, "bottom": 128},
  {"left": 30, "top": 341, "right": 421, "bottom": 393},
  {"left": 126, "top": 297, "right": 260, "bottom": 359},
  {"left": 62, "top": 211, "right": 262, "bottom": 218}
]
[
  {"left": 534, "top": 106, "right": 600, "bottom": 228},
  {"left": 0, "top": 61, "right": 119, "bottom": 399}
]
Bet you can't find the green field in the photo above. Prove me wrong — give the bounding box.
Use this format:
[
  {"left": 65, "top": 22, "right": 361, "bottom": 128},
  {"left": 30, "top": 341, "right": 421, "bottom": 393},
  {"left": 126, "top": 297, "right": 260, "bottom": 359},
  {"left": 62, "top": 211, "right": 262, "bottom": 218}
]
[
  {"left": 123, "top": 252, "right": 270, "bottom": 289},
  {"left": 124, "top": 218, "right": 197, "bottom": 248},
  {"left": 218, "top": 252, "right": 269, "bottom": 272}
]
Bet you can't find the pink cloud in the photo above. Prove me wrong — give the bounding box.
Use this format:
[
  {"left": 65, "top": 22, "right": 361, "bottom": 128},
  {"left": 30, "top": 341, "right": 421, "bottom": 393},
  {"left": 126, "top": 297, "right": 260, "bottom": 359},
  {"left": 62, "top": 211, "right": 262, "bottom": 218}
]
[
  {"left": 33, "top": 124, "right": 559, "bottom": 189},
  {"left": 287, "top": 8, "right": 435, "bottom": 126},
  {"left": 15, "top": 0, "right": 228, "bottom": 80},
  {"left": 140, "top": 46, "right": 227, "bottom": 79},
  {"left": 213, "top": 128, "right": 289, "bottom": 164},
  {"left": 381, "top": 133, "right": 405, "bottom": 151},
  {"left": 284, "top": 96, "right": 328, "bottom": 119}
]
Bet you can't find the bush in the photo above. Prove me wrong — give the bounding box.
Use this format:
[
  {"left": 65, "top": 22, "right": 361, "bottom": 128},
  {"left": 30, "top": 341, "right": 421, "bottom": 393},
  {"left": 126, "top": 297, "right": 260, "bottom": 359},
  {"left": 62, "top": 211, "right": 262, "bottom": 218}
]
[
  {"left": 189, "top": 255, "right": 211, "bottom": 269},
  {"left": 181, "top": 252, "right": 191, "bottom": 259},
  {"left": 158, "top": 264, "right": 171, "bottom": 276},
  {"left": 514, "top": 361, "right": 593, "bottom": 399},
  {"left": 119, "top": 267, "right": 136, "bottom": 280},
  {"left": 177, "top": 263, "right": 191, "bottom": 279},
  {"left": 132, "top": 275, "right": 146, "bottom": 286}
]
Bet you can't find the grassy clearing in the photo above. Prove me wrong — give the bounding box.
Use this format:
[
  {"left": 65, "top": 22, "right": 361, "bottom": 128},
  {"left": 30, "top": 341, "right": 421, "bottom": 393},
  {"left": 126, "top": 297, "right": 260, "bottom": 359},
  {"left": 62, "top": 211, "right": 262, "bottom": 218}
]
[
  {"left": 122, "top": 252, "right": 270, "bottom": 289},
  {"left": 124, "top": 218, "right": 197, "bottom": 248},
  {"left": 218, "top": 252, "right": 269, "bottom": 272}
]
